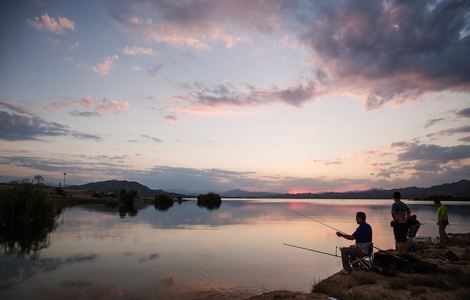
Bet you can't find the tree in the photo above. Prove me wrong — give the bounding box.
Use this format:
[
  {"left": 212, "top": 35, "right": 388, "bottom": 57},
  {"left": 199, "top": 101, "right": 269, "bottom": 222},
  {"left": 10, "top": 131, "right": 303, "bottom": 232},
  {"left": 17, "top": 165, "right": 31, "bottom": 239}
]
[{"left": 33, "top": 175, "right": 44, "bottom": 185}]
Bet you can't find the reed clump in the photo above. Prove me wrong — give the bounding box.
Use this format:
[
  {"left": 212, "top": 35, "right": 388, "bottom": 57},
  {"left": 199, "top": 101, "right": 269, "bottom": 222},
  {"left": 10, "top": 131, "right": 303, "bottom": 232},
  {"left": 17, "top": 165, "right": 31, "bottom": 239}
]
[{"left": 0, "top": 181, "right": 61, "bottom": 255}]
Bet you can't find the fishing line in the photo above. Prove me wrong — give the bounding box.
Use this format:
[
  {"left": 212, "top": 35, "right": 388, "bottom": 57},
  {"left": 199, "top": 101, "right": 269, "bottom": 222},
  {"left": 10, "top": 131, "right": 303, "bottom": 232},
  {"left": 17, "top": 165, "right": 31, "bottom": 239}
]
[
  {"left": 281, "top": 204, "right": 347, "bottom": 234},
  {"left": 278, "top": 203, "right": 387, "bottom": 253}
]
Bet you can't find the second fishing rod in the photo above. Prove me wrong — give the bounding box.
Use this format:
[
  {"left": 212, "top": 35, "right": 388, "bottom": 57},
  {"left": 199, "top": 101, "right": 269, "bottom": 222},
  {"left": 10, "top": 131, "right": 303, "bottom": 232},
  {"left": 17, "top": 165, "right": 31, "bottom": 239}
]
[{"left": 280, "top": 203, "right": 386, "bottom": 253}]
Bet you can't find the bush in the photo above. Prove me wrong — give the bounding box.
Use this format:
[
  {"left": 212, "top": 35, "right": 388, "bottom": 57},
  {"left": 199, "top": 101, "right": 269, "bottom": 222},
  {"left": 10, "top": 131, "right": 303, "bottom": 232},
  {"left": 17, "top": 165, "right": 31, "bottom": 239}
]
[
  {"left": 197, "top": 192, "right": 222, "bottom": 210},
  {"left": 0, "top": 182, "right": 61, "bottom": 255},
  {"left": 154, "top": 193, "right": 173, "bottom": 211}
]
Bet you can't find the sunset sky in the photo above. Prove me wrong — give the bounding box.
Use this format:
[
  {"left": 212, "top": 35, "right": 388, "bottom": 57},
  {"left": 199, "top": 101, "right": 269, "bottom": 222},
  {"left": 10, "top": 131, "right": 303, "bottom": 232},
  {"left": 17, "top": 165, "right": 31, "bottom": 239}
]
[{"left": 1, "top": 0, "right": 469, "bottom": 193}]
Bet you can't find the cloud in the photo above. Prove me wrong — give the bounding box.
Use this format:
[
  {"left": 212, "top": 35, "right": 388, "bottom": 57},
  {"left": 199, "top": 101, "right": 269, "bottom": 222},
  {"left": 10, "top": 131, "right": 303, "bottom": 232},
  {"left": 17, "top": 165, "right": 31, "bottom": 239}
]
[
  {"left": 126, "top": 165, "right": 372, "bottom": 193},
  {"left": 0, "top": 110, "right": 101, "bottom": 141},
  {"left": 71, "top": 132, "right": 102, "bottom": 141},
  {"left": 91, "top": 55, "right": 119, "bottom": 76},
  {"left": 163, "top": 114, "right": 178, "bottom": 122},
  {"left": 0, "top": 155, "right": 126, "bottom": 176},
  {"left": 181, "top": 80, "right": 318, "bottom": 109},
  {"left": 43, "top": 97, "right": 93, "bottom": 112},
  {"left": 109, "top": 1, "right": 470, "bottom": 109},
  {"left": 424, "top": 118, "right": 445, "bottom": 128},
  {"left": 141, "top": 134, "right": 162, "bottom": 143},
  {"left": 69, "top": 111, "right": 100, "bottom": 117},
  {"left": 426, "top": 125, "right": 470, "bottom": 137},
  {"left": 95, "top": 99, "right": 129, "bottom": 113},
  {"left": 298, "top": 0, "right": 470, "bottom": 109},
  {"left": 0, "top": 101, "right": 33, "bottom": 115},
  {"left": 397, "top": 143, "right": 470, "bottom": 164},
  {"left": 27, "top": 12, "right": 76, "bottom": 34},
  {"left": 122, "top": 46, "right": 158, "bottom": 56},
  {"left": 312, "top": 159, "right": 343, "bottom": 166},
  {"left": 108, "top": 0, "right": 280, "bottom": 49},
  {"left": 391, "top": 141, "right": 414, "bottom": 148},
  {"left": 458, "top": 136, "right": 470, "bottom": 143},
  {"left": 147, "top": 64, "right": 163, "bottom": 77},
  {"left": 0, "top": 111, "right": 68, "bottom": 141},
  {"left": 456, "top": 107, "right": 470, "bottom": 118},
  {"left": 45, "top": 97, "right": 128, "bottom": 116}
]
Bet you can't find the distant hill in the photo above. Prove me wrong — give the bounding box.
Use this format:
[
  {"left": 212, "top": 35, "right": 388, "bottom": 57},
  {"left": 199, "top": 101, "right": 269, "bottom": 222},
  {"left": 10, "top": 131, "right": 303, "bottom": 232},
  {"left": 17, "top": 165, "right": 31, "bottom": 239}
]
[
  {"left": 69, "top": 180, "right": 181, "bottom": 198},
  {"left": 222, "top": 179, "right": 470, "bottom": 199},
  {"left": 222, "top": 189, "right": 278, "bottom": 198},
  {"left": 67, "top": 179, "right": 470, "bottom": 200}
]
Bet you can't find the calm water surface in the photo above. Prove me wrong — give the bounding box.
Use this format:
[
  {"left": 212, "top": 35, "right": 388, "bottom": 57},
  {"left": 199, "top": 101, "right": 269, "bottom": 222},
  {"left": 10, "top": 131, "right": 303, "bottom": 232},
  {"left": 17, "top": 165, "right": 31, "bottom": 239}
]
[{"left": 2, "top": 199, "right": 470, "bottom": 299}]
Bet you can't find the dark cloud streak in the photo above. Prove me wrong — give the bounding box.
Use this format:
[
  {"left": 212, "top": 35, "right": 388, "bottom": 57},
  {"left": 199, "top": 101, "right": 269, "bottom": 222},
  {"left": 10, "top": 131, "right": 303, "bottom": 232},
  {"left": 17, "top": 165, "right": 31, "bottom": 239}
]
[{"left": 0, "top": 110, "right": 102, "bottom": 142}]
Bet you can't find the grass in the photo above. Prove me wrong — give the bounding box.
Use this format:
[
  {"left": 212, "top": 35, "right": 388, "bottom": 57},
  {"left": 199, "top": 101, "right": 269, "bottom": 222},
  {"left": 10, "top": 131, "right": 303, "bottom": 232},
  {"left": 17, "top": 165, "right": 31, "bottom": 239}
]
[
  {"left": 389, "top": 274, "right": 457, "bottom": 291},
  {"left": 312, "top": 277, "right": 343, "bottom": 296},
  {"left": 340, "top": 289, "right": 384, "bottom": 300},
  {"left": 353, "top": 272, "right": 378, "bottom": 285}
]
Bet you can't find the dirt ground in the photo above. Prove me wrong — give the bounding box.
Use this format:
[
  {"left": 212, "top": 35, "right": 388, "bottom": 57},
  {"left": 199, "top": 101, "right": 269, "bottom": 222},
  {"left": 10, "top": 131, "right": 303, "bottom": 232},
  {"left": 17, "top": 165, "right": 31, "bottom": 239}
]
[{"left": 249, "top": 233, "right": 470, "bottom": 300}]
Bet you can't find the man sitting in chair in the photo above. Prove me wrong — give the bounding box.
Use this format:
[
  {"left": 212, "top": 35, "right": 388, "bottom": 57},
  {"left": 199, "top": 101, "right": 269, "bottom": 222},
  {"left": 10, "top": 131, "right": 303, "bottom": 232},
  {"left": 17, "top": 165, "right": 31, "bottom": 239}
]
[{"left": 336, "top": 211, "right": 373, "bottom": 274}]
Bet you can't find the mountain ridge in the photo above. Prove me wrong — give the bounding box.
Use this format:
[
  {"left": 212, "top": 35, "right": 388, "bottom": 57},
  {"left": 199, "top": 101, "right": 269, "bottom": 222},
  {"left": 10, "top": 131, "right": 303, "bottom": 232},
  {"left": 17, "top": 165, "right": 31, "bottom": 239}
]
[
  {"left": 68, "top": 179, "right": 470, "bottom": 199},
  {"left": 221, "top": 179, "right": 470, "bottom": 199},
  {"left": 68, "top": 180, "right": 181, "bottom": 198}
]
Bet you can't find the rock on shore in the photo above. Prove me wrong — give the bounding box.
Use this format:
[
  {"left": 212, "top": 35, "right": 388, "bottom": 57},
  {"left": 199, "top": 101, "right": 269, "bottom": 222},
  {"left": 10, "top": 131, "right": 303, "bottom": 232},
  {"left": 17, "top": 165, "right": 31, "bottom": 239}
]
[{"left": 250, "top": 233, "right": 470, "bottom": 300}]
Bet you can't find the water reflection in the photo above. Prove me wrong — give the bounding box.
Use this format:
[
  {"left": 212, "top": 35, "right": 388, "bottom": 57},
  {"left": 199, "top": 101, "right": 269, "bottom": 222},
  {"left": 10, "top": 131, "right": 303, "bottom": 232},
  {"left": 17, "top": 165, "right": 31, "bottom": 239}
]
[
  {"left": 197, "top": 193, "right": 222, "bottom": 210},
  {"left": 0, "top": 218, "right": 59, "bottom": 257},
  {"left": 197, "top": 200, "right": 222, "bottom": 210},
  {"left": 119, "top": 202, "right": 138, "bottom": 218},
  {"left": 2, "top": 199, "right": 470, "bottom": 300},
  {"left": 154, "top": 199, "right": 173, "bottom": 211},
  {"left": 154, "top": 194, "right": 175, "bottom": 211}
]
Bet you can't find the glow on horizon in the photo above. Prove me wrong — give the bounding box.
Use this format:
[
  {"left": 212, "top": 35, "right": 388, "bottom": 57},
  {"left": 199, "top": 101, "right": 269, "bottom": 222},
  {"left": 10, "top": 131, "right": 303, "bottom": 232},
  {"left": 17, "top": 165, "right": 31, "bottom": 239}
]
[{"left": 0, "top": 0, "right": 469, "bottom": 193}]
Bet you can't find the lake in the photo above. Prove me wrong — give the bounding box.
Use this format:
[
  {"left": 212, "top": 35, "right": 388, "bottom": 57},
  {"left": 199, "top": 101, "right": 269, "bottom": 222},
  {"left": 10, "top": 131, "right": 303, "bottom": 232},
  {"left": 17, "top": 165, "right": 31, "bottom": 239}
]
[{"left": 1, "top": 199, "right": 470, "bottom": 299}]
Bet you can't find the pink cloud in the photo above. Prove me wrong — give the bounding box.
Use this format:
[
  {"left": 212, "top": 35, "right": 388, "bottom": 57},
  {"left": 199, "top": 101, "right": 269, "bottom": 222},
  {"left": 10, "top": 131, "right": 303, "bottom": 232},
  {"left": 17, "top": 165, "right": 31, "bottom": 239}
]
[
  {"left": 122, "top": 46, "right": 158, "bottom": 56},
  {"left": 43, "top": 97, "right": 94, "bottom": 112},
  {"left": 27, "top": 12, "right": 75, "bottom": 34},
  {"left": 113, "top": 1, "right": 273, "bottom": 50},
  {"left": 91, "top": 55, "right": 119, "bottom": 76},
  {"left": 44, "top": 97, "right": 128, "bottom": 116},
  {"left": 95, "top": 99, "right": 129, "bottom": 113}
]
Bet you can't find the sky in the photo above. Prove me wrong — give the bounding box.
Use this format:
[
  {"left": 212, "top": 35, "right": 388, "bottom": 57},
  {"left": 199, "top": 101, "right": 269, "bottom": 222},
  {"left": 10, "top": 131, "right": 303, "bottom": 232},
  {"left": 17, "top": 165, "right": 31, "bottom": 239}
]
[{"left": 0, "top": 0, "right": 469, "bottom": 193}]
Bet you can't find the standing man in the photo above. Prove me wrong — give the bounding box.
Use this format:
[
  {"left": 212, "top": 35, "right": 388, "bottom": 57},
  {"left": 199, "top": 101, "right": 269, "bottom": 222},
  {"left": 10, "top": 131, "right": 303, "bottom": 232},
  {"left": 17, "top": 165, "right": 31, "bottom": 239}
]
[
  {"left": 434, "top": 200, "right": 449, "bottom": 246},
  {"left": 391, "top": 191, "right": 411, "bottom": 255},
  {"left": 336, "top": 212, "right": 372, "bottom": 274}
]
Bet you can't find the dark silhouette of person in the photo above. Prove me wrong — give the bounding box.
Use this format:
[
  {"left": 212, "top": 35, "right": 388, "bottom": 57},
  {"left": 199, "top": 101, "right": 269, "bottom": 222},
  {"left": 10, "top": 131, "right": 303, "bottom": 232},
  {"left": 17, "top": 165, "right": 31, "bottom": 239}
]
[
  {"left": 391, "top": 191, "right": 410, "bottom": 255},
  {"left": 336, "top": 211, "right": 372, "bottom": 274}
]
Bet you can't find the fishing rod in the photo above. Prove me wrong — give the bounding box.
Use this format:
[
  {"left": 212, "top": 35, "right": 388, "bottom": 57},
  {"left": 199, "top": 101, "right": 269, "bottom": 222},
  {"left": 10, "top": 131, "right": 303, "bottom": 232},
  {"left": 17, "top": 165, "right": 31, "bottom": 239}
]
[
  {"left": 280, "top": 204, "right": 387, "bottom": 253},
  {"left": 282, "top": 205, "right": 347, "bottom": 234},
  {"left": 283, "top": 242, "right": 340, "bottom": 258}
]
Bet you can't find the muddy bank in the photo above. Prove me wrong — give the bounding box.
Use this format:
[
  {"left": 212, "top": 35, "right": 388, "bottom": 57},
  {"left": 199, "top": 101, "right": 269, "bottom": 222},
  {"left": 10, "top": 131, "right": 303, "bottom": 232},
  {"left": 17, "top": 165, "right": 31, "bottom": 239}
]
[{"left": 249, "top": 233, "right": 470, "bottom": 300}]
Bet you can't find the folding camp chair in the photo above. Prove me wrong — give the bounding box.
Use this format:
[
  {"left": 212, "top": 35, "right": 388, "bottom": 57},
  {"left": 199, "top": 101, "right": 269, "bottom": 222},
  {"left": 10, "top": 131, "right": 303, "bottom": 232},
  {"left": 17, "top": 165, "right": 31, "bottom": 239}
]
[{"left": 350, "top": 243, "right": 374, "bottom": 270}]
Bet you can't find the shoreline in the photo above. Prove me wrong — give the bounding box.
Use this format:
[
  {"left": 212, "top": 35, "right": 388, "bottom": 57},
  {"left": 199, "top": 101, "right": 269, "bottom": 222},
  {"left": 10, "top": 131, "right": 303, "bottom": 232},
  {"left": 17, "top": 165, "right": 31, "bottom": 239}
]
[{"left": 249, "top": 233, "right": 470, "bottom": 299}]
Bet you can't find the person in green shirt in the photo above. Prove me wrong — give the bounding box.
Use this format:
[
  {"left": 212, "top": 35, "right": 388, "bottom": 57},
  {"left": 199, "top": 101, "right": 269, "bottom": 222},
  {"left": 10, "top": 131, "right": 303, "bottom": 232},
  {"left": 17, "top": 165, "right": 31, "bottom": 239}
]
[{"left": 434, "top": 200, "right": 449, "bottom": 246}]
